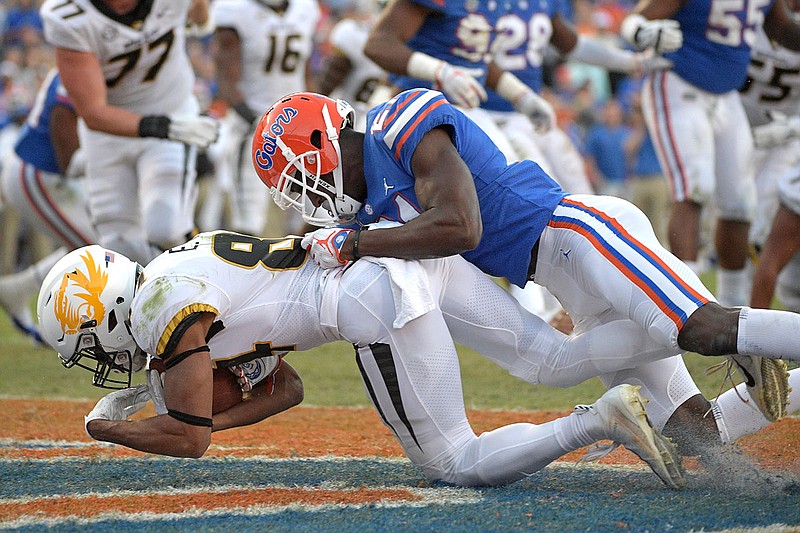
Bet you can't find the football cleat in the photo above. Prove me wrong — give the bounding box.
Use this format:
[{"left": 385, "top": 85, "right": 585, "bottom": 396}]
[
  {"left": 0, "top": 271, "right": 43, "bottom": 345},
  {"left": 575, "top": 384, "right": 685, "bottom": 489},
  {"left": 725, "top": 354, "right": 790, "bottom": 422}
]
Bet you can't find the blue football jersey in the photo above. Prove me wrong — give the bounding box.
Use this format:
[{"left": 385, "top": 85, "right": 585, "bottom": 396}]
[
  {"left": 360, "top": 88, "right": 566, "bottom": 286},
  {"left": 14, "top": 69, "right": 73, "bottom": 174},
  {"left": 665, "top": 0, "right": 775, "bottom": 94},
  {"left": 483, "top": 0, "right": 561, "bottom": 112},
  {"left": 390, "top": 0, "right": 501, "bottom": 92}
]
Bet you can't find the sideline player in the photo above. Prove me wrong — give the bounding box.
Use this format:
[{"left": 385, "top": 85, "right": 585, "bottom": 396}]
[
  {"left": 39, "top": 0, "right": 220, "bottom": 264},
  {"left": 317, "top": 7, "right": 389, "bottom": 133},
  {"left": 254, "top": 90, "right": 800, "bottom": 440},
  {"left": 39, "top": 234, "right": 688, "bottom": 488},
  {"left": 212, "top": 0, "right": 320, "bottom": 236},
  {"left": 0, "top": 68, "right": 93, "bottom": 342},
  {"left": 619, "top": 0, "right": 800, "bottom": 306}
]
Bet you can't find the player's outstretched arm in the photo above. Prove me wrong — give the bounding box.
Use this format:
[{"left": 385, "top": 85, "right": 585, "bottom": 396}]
[{"left": 85, "top": 315, "right": 217, "bottom": 458}]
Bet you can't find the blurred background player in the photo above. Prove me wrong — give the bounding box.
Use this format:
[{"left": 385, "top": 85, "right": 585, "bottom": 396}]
[
  {"left": 739, "top": 4, "right": 800, "bottom": 312},
  {"left": 316, "top": 1, "right": 390, "bottom": 132},
  {"left": 39, "top": 0, "right": 219, "bottom": 265},
  {"left": 0, "top": 67, "right": 93, "bottom": 342},
  {"left": 620, "top": 0, "right": 800, "bottom": 307},
  {"left": 212, "top": 0, "right": 321, "bottom": 237}
]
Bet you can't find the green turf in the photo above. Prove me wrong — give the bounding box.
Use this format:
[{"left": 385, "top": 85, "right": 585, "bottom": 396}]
[{"left": 0, "top": 304, "right": 732, "bottom": 410}]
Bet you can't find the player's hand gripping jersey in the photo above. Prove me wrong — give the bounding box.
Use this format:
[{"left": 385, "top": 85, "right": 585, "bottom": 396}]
[{"left": 359, "top": 89, "right": 565, "bottom": 286}]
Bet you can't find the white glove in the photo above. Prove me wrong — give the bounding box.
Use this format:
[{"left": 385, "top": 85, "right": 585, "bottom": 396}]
[
  {"left": 301, "top": 227, "right": 355, "bottom": 268},
  {"left": 146, "top": 368, "right": 168, "bottom": 415},
  {"left": 168, "top": 115, "right": 220, "bottom": 149},
  {"left": 514, "top": 90, "right": 556, "bottom": 133},
  {"left": 84, "top": 385, "right": 151, "bottom": 438},
  {"left": 435, "top": 63, "right": 488, "bottom": 109},
  {"left": 64, "top": 148, "right": 87, "bottom": 179},
  {"left": 621, "top": 14, "right": 683, "bottom": 54},
  {"left": 753, "top": 113, "right": 800, "bottom": 149},
  {"left": 633, "top": 52, "right": 673, "bottom": 75}
]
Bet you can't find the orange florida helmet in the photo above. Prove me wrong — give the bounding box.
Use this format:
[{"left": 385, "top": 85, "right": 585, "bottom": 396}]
[{"left": 251, "top": 92, "right": 361, "bottom": 226}]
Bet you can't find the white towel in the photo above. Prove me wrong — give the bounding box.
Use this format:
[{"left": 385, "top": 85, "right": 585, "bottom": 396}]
[{"left": 364, "top": 256, "right": 436, "bottom": 328}]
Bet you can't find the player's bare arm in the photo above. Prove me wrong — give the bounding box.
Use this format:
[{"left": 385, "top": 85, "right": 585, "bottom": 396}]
[
  {"left": 765, "top": 0, "right": 800, "bottom": 51},
  {"left": 549, "top": 13, "right": 579, "bottom": 55},
  {"left": 364, "top": 0, "right": 429, "bottom": 75},
  {"left": 55, "top": 48, "right": 143, "bottom": 137},
  {"left": 86, "top": 314, "right": 216, "bottom": 458},
  {"left": 214, "top": 27, "right": 257, "bottom": 124},
  {"left": 317, "top": 51, "right": 353, "bottom": 96},
  {"left": 629, "top": 0, "right": 684, "bottom": 19},
  {"left": 48, "top": 103, "right": 80, "bottom": 174},
  {"left": 350, "top": 127, "right": 482, "bottom": 261},
  {"left": 188, "top": 0, "right": 210, "bottom": 27}
]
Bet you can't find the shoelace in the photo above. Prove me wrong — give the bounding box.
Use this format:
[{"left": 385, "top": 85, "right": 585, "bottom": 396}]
[
  {"left": 572, "top": 403, "right": 621, "bottom": 462},
  {"left": 705, "top": 359, "right": 750, "bottom": 413}
]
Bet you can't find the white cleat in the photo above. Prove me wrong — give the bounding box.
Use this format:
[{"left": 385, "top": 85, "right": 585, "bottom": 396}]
[
  {"left": 725, "top": 354, "right": 790, "bottom": 422},
  {"left": 575, "top": 384, "right": 685, "bottom": 489},
  {"left": 0, "top": 271, "right": 43, "bottom": 344}
]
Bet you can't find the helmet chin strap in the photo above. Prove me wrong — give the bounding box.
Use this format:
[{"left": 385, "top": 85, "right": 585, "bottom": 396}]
[{"left": 321, "top": 104, "right": 361, "bottom": 220}]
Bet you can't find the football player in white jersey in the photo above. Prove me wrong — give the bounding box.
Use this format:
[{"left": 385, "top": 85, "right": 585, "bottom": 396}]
[
  {"left": 741, "top": 27, "right": 800, "bottom": 251},
  {"left": 39, "top": 234, "right": 689, "bottom": 488},
  {"left": 620, "top": 0, "right": 800, "bottom": 307},
  {"left": 39, "top": 0, "right": 220, "bottom": 265},
  {"left": 318, "top": 9, "right": 390, "bottom": 133},
  {"left": 739, "top": 12, "right": 800, "bottom": 312},
  {"left": 212, "top": 0, "right": 320, "bottom": 236}
]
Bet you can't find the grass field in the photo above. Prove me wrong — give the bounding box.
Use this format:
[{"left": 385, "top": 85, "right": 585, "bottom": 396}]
[
  {"left": 2, "top": 294, "right": 799, "bottom": 532},
  {"left": 0, "top": 304, "right": 732, "bottom": 410}
]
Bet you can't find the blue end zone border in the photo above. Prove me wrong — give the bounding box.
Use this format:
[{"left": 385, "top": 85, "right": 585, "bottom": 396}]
[{"left": 2, "top": 457, "right": 799, "bottom": 532}]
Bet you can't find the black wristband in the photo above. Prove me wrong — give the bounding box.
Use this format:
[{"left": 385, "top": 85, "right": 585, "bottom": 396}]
[
  {"left": 233, "top": 102, "right": 259, "bottom": 125},
  {"left": 351, "top": 229, "right": 362, "bottom": 260},
  {"left": 138, "top": 115, "right": 171, "bottom": 139}
]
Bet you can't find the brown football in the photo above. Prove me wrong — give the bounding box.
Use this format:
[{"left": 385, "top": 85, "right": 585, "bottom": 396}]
[{"left": 212, "top": 367, "right": 244, "bottom": 414}]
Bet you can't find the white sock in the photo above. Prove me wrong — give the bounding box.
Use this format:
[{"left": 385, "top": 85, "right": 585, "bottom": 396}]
[
  {"left": 716, "top": 265, "right": 752, "bottom": 307},
  {"left": 714, "top": 368, "right": 800, "bottom": 442},
  {"left": 737, "top": 307, "right": 800, "bottom": 362}
]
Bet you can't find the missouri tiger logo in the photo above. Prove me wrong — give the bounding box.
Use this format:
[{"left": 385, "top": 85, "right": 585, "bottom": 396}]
[{"left": 53, "top": 250, "right": 109, "bottom": 334}]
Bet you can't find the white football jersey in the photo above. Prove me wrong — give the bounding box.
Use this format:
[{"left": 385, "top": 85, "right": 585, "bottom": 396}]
[
  {"left": 131, "top": 231, "right": 338, "bottom": 366},
  {"left": 40, "top": 0, "right": 196, "bottom": 115},
  {"left": 212, "top": 0, "right": 321, "bottom": 113},
  {"left": 328, "top": 18, "right": 385, "bottom": 107},
  {"left": 740, "top": 28, "right": 800, "bottom": 127}
]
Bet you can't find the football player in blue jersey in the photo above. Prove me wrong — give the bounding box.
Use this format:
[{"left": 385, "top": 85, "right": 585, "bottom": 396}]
[
  {"left": 620, "top": 0, "right": 800, "bottom": 308},
  {"left": 362, "top": 0, "right": 673, "bottom": 327},
  {"left": 0, "top": 68, "right": 95, "bottom": 343},
  {"left": 253, "top": 90, "right": 800, "bottom": 460}
]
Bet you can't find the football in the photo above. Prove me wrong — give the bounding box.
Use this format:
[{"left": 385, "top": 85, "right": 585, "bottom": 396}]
[{"left": 212, "top": 367, "right": 244, "bottom": 414}]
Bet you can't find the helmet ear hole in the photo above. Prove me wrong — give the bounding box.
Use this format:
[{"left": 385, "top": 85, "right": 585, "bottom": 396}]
[
  {"left": 310, "top": 130, "right": 322, "bottom": 149},
  {"left": 108, "top": 309, "right": 118, "bottom": 332}
]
